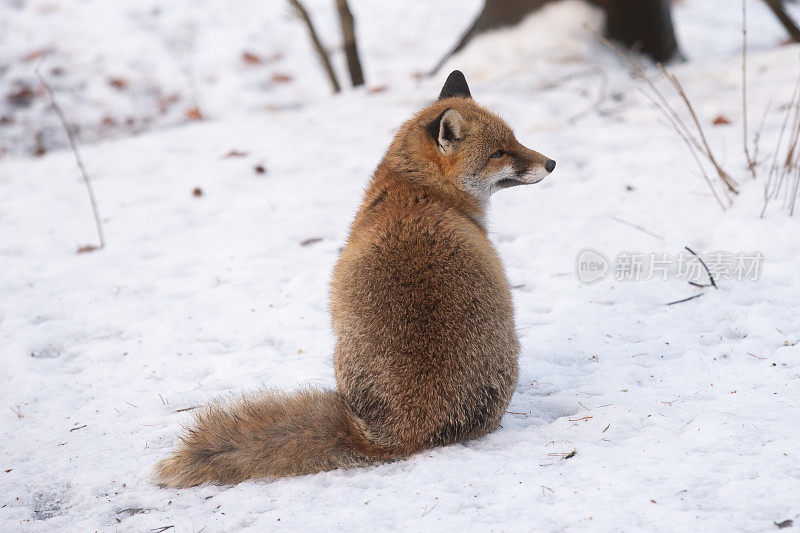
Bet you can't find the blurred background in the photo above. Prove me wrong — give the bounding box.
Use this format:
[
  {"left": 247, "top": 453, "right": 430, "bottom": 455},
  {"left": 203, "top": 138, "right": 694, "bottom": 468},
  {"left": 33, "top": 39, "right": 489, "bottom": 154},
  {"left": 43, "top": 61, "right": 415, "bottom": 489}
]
[{"left": 2, "top": 0, "right": 799, "bottom": 158}]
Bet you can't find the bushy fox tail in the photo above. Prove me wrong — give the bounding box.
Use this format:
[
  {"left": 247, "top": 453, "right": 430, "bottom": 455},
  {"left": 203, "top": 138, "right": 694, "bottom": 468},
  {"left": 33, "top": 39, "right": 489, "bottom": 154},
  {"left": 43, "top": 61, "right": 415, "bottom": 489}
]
[{"left": 153, "top": 388, "right": 395, "bottom": 487}]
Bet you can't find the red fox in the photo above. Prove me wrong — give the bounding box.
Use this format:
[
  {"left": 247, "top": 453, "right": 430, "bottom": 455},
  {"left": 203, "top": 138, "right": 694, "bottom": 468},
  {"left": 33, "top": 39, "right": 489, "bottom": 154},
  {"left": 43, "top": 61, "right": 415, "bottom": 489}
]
[{"left": 154, "top": 70, "right": 555, "bottom": 486}]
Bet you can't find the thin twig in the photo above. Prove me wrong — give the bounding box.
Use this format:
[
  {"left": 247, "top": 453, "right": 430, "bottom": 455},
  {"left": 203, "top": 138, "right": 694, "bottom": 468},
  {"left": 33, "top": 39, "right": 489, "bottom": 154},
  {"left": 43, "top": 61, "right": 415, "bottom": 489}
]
[
  {"left": 648, "top": 94, "right": 728, "bottom": 211},
  {"left": 659, "top": 66, "right": 739, "bottom": 195},
  {"left": 652, "top": 103, "right": 731, "bottom": 203},
  {"left": 771, "top": 73, "right": 800, "bottom": 204},
  {"left": 789, "top": 157, "right": 800, "bottom": 215},
  {"left": 538, "top": 67, "right": 603, "bottom": 91},
  {"left": 35, "top": 63, "right": 105, "bottom": 251},
  {"left": 421, "top": 499, "right": 438, "bottom": 517},
  {"left": 762, "top": 67, "right": 800, "bottom": 217},
  {"left": 288, "top": 0, "right": 341, "bottom": 93},
  {"left": 610, "top": 215, "right": 664, "bottom": 240},
  {"left": 666, "top": 293, "right": 703, "bottom": 306},
  {"left": 778, "top": 85, "right": 800, "bottom": 214},
  {"left": 684, "top": 246, "right": 717, "bottom": 289},
  {"left": 752, "top": 100, "right": 772, "bottom": 165},
  {"left": 585, "top": 24, "right": 733, "bottom": 211}
]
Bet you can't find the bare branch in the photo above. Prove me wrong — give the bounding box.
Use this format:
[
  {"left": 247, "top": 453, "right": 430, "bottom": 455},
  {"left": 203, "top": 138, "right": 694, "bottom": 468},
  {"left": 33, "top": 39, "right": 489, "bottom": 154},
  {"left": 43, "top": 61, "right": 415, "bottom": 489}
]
[
  {"left": 684, "top": 246, "right": 717, "bottom": 290},
  {"left": 288, "top": 0, "right": 341, "bottom": 93},
  {"left": 762, "top": 0, "right": 800, "bottom": 43}
]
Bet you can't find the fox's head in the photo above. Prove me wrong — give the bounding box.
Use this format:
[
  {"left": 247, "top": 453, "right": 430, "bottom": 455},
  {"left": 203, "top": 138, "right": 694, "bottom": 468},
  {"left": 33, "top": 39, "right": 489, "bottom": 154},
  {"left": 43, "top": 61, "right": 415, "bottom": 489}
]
[{"left": 393, "top": 70, "right": 555, "bottom": 211}]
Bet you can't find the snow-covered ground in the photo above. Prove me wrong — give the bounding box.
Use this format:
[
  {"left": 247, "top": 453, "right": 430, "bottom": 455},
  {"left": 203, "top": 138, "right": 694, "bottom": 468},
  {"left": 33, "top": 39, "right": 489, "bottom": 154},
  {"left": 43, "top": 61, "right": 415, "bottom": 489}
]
[{"left": 2, "top": 0, "right": 800, "bottom": 531}]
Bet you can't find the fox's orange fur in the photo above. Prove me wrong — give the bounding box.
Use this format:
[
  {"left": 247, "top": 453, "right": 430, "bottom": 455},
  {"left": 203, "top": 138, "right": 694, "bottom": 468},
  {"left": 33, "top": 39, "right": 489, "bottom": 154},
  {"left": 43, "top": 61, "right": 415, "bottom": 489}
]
[{"left": 154, "top": 71, "right": 554, "bottom": 487}]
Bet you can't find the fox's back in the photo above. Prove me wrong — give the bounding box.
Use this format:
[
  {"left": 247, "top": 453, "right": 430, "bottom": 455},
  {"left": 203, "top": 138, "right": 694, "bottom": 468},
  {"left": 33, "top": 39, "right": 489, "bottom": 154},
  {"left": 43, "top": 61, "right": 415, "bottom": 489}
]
[{"left": 330, "top": 181, "right": 519, "bottom": 452}]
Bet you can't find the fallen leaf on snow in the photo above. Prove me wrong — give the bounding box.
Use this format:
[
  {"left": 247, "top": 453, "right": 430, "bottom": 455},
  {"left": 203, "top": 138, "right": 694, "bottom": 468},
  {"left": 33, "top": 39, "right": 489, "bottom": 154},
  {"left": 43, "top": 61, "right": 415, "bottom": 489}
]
[
  {"left": 712, "top": 114, "right": 731, "bottom": 126},
  {"left": 270, "top": 72, "right": 293, "bottom": 84},
  {"left": 242, "top": 51, "right": 263, "bottom": 65},
  {"left": 185, "top": 107, "right": 203, "bottom": 121},
  {"left": 108, "top": 77, "right": 128, "bottom": 90}
]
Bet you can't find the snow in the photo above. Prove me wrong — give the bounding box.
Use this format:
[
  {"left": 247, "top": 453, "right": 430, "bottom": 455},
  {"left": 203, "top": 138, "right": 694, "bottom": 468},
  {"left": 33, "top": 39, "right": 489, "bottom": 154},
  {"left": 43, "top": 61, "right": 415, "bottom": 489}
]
[
  {"left": 0, "top": 0, "right": 481, "bottom": 156},
  {"left": 2, "top": 0, "right": 800, "bottom": 531}
]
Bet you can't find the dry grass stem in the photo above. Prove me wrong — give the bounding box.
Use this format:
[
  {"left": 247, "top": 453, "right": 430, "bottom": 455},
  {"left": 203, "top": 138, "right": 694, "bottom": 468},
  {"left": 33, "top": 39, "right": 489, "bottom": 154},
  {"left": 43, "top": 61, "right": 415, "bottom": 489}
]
[
  {"left": 35, "top": 63, "right": 105, "bottom": 251},
  {"left": 762, "top": 67, "right": 800, "bottom": 217},
  {"left": 743, "top": 0, "right": 757, "bottom": 178},
  {"left": 586, "top": 24, "right": 734, "bottom": 211}
]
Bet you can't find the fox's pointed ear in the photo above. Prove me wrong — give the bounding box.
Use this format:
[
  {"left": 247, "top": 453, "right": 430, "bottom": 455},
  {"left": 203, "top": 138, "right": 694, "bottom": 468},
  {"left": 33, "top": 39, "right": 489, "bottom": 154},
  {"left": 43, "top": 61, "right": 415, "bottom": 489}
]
[
  {"left": 438, "top": 70, "right": 471, "bottom": 100},
  {"left": 425, "top": 108, "right": 464, "bottom": 152}
]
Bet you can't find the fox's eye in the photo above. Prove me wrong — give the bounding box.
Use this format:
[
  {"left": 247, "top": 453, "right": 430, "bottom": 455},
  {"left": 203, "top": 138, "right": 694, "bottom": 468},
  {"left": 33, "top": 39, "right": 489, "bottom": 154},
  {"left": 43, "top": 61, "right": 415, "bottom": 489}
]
[{"left": 489, "top": 150, "right": 504, "bottom": 159}]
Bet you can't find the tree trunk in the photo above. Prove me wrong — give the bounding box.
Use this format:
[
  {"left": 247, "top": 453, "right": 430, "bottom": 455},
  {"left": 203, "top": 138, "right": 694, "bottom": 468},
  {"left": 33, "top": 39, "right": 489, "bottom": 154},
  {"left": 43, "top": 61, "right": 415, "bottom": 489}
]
[
  {"left": 605, "top": 0, "right": 681, "bottom": 63},
  {"left": 336, "top": 0, "right": 365, "bottom": 86}
]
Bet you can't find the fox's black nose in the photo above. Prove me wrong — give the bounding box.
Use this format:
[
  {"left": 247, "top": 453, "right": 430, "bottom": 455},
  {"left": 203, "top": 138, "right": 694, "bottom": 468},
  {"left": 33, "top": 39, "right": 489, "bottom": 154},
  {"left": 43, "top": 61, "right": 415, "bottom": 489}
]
[{"left": 545, "top": 159, "right": 556, "bottom": 172}]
